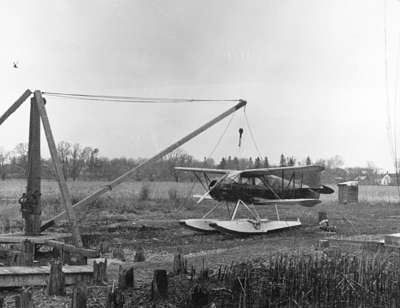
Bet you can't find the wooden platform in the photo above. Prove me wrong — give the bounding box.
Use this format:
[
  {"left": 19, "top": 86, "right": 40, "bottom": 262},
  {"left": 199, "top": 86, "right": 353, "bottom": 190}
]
[
  {"left": 0, "top": 265, "right": 93, "bottom": 287},
  {"left": 0, "top": 232, "right": 71, "bottom": 244}
]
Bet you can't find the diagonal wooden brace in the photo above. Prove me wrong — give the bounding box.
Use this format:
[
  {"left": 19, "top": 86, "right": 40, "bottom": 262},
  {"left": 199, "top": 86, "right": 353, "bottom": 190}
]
[{"left": 34, "top": 90, "right": 83, "bottom": 247}]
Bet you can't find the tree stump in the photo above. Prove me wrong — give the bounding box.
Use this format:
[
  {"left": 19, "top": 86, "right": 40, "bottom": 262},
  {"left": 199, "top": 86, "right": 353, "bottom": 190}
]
[
  {"left": 15, "top": 289, "right": 33, "bottom": 308},
  {"left": 118, "top": 265, "right": 134, "bottom": 290},
  {"left": 21, "top": 240, "right": 34, "bottom": 266},
  {"left": 106, "top": 286, "right": 125, "bottom": 308},
  {"left": 112, "top": 246, "right": 125, "bottom": 261},
  {"left": 151, "top": 269, "right": 168, "bottom": 300},
  {"left": 47, "top": 260, "right": 65, "bottom": 296},
  {"left": 134, "top": 246, "right": 145, "bottom": 262},
  {"left": 173, "top": 248, "right": 186, "bottom": 275},
  {"left": 93, "top": 259, "right": 108, "bottom": 284},
  {"left": 71, "top": 282, "right": 88, "bottom": 308}
]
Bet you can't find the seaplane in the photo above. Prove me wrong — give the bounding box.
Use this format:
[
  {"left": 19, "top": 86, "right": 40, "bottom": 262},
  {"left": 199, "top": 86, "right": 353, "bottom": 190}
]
[{"left": 175, "top": 165, "right": 334, "bottom": 235}]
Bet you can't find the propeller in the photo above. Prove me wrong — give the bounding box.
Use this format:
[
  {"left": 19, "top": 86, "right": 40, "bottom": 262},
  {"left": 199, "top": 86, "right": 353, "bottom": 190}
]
[{"left": 196, "top": 176, "right": 226, "bottom": 204}]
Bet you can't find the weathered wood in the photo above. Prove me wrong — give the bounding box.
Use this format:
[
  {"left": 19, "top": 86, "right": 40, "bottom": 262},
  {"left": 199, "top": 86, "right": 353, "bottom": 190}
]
[
  {"left": 15, "top": 289, "right": 33, "bottom": 308},
  {"left": 112, "top": 246, "right": 125, "bottom": 261},
  {"left": 0, "top": 89, "right": 32, "bottom": 126},
  {"left": 0, "top": 232, "right": 71, "bottom": 244},
  {"left": 134, "top": 246, "right": 145, "bottom": 262},
  {"left": 18, "top": 240, "right": 34, "bottom": 266},
  {"left": 118, "top": 265, "right": 134, "bottom": 290},
  {"left": 106, "top": 286, "right": 125, "bottom": 308},
  {"left": 34, "top": 90, "right": 83, "bottom": 248},
  {"left": 0, "top": 264, "right": 93, "bottom": 287},
  {"left": 72, "top": 282, "right": 87, "bottom": 308},
  {"left": 41, "top": 100, "right": 247, "bottom": 231},
  {"left": 44, "top": 240, "right": 99, "bottom": 258},
  {"left": 24, "top": 97, "right": 41, "bottom": 235},
  {"left": 173, "top": 248, "right": 186, "bottom": 274},
  {"left": 151, "top": 269, "right": 168, "bottom": 300},
  {"left": 47, "top": 261, "right": 65, "bottom": 296},
  {"left": 93, "top": 259, "right": 107, "bottom": 284}
]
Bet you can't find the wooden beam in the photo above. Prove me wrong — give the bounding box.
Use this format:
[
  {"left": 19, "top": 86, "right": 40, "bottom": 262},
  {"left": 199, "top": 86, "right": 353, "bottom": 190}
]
[
  {"left": 34, "top": 90, "right": 83, "bottom": 247},
  {"left": 41, "top": 99, "right": 247, "bottom": 231},
  {"left": 0, "top": 265, "right": 93, "bottom": 288},
  {"left": 24, "top": 97, "right": 41, "bottom": 235},
  {"left": 0, "top": 89, "right": 32, "bottom": 126},
  {"left": 44, "top": 240, "right": 99, "bottom": 258}
]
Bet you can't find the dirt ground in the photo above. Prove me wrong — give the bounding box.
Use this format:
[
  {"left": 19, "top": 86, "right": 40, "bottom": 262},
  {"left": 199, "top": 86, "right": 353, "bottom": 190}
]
[{"left": 2, "top": 181, "right": 400, "bottom": 306}]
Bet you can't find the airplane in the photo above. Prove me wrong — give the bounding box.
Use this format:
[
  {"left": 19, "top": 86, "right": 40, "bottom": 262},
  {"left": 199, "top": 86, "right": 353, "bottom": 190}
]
[{"left": 175, "top": 165, "right": 334, "bottom": 235}]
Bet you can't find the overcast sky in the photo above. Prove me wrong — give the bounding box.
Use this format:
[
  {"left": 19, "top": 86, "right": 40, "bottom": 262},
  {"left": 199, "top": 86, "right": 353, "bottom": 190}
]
[{"left": 1, "top": 0, "right": 400, "bottom": 170}]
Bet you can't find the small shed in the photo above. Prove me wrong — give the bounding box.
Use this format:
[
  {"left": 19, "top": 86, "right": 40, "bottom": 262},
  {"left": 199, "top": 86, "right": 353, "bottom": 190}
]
[{"left": 337, "top": 181, "right": 358, "bottom": 204}]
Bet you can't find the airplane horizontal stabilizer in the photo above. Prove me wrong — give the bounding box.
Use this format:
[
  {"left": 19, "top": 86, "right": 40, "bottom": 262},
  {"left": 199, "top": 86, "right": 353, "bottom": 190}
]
[{"left": 254, "top": 198, "right": 321, "bottom": 207}]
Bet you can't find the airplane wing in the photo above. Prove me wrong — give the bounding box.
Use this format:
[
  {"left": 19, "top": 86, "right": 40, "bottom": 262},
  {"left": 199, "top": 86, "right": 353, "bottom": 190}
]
[
  {"left": 253, "top": 198, "right": 321, "bottom": 207},
  {"left": 239, "top": 165, "right": 324, "bottom": 177},
  {"left": 174, "top": 167, "right": 233, "bottom": 175},
  {"left": 240, "top": 165, "right": 324, "bottom": 188}
]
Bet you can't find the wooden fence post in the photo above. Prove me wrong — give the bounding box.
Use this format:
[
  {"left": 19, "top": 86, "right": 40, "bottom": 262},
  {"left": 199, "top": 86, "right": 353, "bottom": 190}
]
[
  {"left": 47, "top": 260, "right": 65, "bottom": 296},
  {"left": 151, "top": 269, "right": 168, "bottom": 300},
  {"left": 71, "top": 282, "right": 87, "bottom": 308},
  {"left": 93, "top": 259, "right": 108, "bottom": 284}
]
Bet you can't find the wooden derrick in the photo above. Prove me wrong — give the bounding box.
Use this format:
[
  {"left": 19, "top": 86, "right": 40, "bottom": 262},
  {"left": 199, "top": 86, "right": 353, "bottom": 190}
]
[
  {"left": 93, "top": 259, "right": 108, "bottom": 284},
  {"left": 35, "top": 90, "right": 83, "bottom": 248},
  {"left": 71, "top": 282, "right": 88, "bottom": 308},
  {"left": 15, "top": 289, "right": 33, "bottom": 308},
  {"left": 134, "top": 246, "right": 145, "bottom": 262},
  {"left": 118, "top": 265, "right": 134, "bottom": 290},
  {"left": 106, "top": 286, "right": 125, "bottom": 308},
  {"left": 47, "top": 260, "right": 65, "bottom": 296},
  {"left": 173, "top": 248, "right": 187, "bottom": 275},
  {"left": 151, "top": 269, "right": 168, "bottom": 300}
]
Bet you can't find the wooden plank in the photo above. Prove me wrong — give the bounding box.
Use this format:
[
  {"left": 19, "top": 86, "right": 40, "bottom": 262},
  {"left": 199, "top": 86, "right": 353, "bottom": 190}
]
[
  {"left": 0, "top": 89, "right": 32, "bottom": 126},
  {"left": 0, "top": 265, "right": 92, "bottom": 287},
  {"left": 41, "top": 99, "right": 247, "bottom": 231},
  {"left": 34, "top": 90, "right": 83, "bottom": 247},
  {"left": 0, "top": 232, "right": 71, "bottom": 244},
  {"left": 24, "top": 97, "right": 41, "bottom": 235},
  {"left": 44, "top": 240, "right": 99, "bottom": 258}
]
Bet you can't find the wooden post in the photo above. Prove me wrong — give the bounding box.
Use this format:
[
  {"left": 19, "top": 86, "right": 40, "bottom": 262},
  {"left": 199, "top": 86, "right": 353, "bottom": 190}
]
[
  {"left": 151, "top": 269, "right": 168, "bottom": 300},
  {"left": 23, "top": 97, "right": 41, "bottom": 235},
  {"left": 106, "top": 286, "right": 125, "bottom": 308},
  {"left": 47, "top": 260, "right": 65, "bottom": 296},
  {"left": 134, "top": 246, "right": 145, "bottom": 262},
  {"left": 34, "top": 90, "right": 83, "bottom": 248},
  {"left": 41, "top": 100, "right": 247, "bottom": 231},
  {"left": 173, "top": 248, "right": 186, "bottom": 275},
  {"left": 71, "top": 282, "right": 88, "bottom": 308},
  {"left": 15, "top": 289, "right": 33, "bottom": 308},
  {"left": 0, "top": 297, "right": 4, "bottom": 308},
  {"left": 118, "top": 265, "right": 134, "bottom": 290},
  {"left": 93, "top": 259, "right": 108, "bottom": 284},
  {"left": 20, "top": 240, "right": 34, "bottom": 266}
]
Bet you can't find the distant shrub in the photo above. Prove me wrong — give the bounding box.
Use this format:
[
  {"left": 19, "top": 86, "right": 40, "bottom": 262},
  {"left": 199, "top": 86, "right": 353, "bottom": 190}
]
[
  {"left": 139, "top": 185, "right": 151, "bottom": 201},
  {"left": 168, "top": 188, "right": 179, "bottom": 201}
]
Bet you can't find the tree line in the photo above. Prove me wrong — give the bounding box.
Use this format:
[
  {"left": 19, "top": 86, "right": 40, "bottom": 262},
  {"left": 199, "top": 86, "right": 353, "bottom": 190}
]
[{"left": 0, "top": 141, "right": 381, "bottom": 184}]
